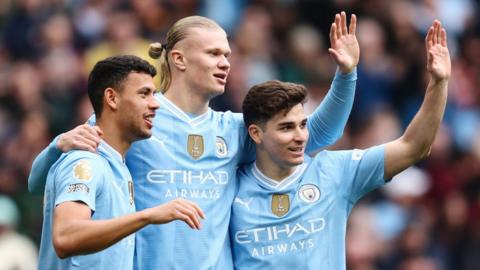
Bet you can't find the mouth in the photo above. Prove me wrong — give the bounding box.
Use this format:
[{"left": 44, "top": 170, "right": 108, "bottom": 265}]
[
  {"left": 287, "top": 146, "right": 305, "bottom": 156},
  {"left": 143, "top": 113, "right": 155, "bottom": 129},
  {"left": 213, "top": 73, "right": 227, "bottom": 85}
]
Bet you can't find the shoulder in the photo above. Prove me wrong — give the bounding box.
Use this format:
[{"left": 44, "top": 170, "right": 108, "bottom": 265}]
[
  {"left": 51, "top": 150, "right": 107, "bottom": 178},
  {"left": 212, "top": 110, "right": 244, "bottom": 125}
]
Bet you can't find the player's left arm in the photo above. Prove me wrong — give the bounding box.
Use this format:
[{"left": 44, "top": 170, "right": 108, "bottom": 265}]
[
  {"left": 384, "top": 20, "right": 450, "bottom": 179},
  {"left": 306, "top": 11, "right": 359, "bottom": 151}
]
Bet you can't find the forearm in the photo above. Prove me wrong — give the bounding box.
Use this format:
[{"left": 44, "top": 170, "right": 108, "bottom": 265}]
[
  {"left": 401, "top": 78, "right": 448, "bottom": 157},
  {"left": 28, "top": 137, "right": 62, "bottom": 195},
  {"left": 306, "top": 69, "right": 356, "bottom": 151},
  {"left": 53, "top": 210, "right": 150, "bottom": 258}
]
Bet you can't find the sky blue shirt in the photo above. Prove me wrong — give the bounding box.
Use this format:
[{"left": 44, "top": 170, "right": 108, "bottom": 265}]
[
  {"left": 38, "top": 141, "right": 136, "bottom": 270},
  {"left": 230, "top": 145, "right": 386, "bottom": 270},
  {"left": 30, "top": 70, "right": 357, "bottom": 270}
]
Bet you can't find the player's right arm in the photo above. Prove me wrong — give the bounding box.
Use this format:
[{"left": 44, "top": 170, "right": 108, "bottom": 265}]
[
  {"left": 53, "top": 198, "right": 205, "bottom": 259},
  {"left": 28, "top": 124, "right": 102, "bottom": 195}
]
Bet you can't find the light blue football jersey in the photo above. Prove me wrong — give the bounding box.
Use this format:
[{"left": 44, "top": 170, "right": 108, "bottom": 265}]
[
  {"left": 38, "top": 141, "right": 136, "bottom": 270},
  {"left": 230, "top": 145, "right": 386, "bottom": 270},
  {"left": 126, "top": 70, "right": 357, "bottom": 270},
  {"left": 29, "top": 70, "right": 357, "bottom": 270}
]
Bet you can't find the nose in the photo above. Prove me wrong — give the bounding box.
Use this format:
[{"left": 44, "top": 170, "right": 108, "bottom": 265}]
[
  {"left": 149, "top": 96, "right": 160, "bottom": 110},
  {"left": 219, "top": 55, "right": 230, "bottom": 70},
  {"left": 294, "top": 127, "right": 308, "bottom": 143}
]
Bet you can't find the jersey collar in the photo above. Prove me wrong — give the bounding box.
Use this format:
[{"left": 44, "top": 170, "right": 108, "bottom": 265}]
[
  {"left": 156, "top": 93, "right": 211, "bottom": 126},
  {"left": 98, "top": 140, "right": 124, "bottom": 164},
  {"left": 252, "top": 162, "right": 308, "bottom": 191}
]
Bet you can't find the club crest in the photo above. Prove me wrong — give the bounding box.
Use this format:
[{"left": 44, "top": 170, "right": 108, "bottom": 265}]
[
  {"left": 271, "top": 194, "right": 290, "bottom": 217},
  {"left": 187, "top": 134, "right": 204, "bottom": 159},
  {"left": 298, "top": 184, "right": 320, "bottom": 203},
  {"left": 215, "top": 136, "right": 228, "bottom": 157},
  {"left": 73, "top": 159, "right": 92, "bottom": 181}
]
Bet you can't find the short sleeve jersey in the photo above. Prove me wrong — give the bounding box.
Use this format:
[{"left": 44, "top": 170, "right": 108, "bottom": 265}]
[
  {"left": 230, "top": 145, "right": 386, "bottom": 270},
  {"left": 38, "top": 141, "right": 136, "bottom": 270}
]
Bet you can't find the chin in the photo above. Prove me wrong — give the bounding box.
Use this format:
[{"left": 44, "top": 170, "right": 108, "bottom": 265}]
[{"left": 291, "top": 157, "right": 304, "bottom": 166}]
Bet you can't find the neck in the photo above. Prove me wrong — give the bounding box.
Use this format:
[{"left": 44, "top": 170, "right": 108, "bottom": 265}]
[
  {"left": 255, "top": 151, "right": 297, "bottom": 182},
  {"left": 96, "top": 117, "right": 130, "bottom": 158},
  {"left": 164, "top": 78, "right": 210, "bottom": 115}
]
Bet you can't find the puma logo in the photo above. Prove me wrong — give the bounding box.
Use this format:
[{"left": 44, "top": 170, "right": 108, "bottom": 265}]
[{"left": 234, "top": 197, "right": 253, "bottom": 210}]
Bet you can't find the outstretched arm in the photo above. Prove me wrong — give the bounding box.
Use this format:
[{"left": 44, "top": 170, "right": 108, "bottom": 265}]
[
  {"left": 53, "top": 198, "right": 205, "bottom": 258},
  {"left": 384, "top": 20, "right": 450, "bottom": 179},
  {"left": 28, "top": 124, "right": 102, "bottom": 194},
  {"left": 306, "top": 12, "right": 359, "bottom": 150}
]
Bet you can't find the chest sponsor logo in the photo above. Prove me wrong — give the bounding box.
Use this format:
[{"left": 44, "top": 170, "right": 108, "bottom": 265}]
[
  {"left": 215, "top": 136, "right": 228, "bottom": 157},
  {"left": 298, "top": 184, "right": 320, "bottom": 203},
  {"left": 73, "top": 159, "right": 92, "bottom": 181},
  {"left": 272, "top": 194, "right": 290, "bottom": 217},
  {"left": 128, "top": 180, "right": 134, "bottom": 205},
  {"left": 187, "top": 134, "right": 204, "bottom": 159}
]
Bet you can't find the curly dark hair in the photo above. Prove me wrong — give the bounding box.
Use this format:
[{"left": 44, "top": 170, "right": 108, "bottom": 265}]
[
  {"left": 242, "top": 80, "right": 308, "bottom": 128},
  {"left": 87, "top": 55, "right": 157, "bottom": 117}
]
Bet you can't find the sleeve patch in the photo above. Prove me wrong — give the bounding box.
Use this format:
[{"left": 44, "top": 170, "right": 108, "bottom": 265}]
[
  {"left": 67, "top": 183, "right": 90, "bottom": 194},
  {"left": 73, "top": 159, "right": 93, "bottom": 181}
]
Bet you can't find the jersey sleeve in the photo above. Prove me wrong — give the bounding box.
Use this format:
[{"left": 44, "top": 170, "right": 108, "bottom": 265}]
[
  {"left": 52, "top": 153, "right": 104, "bottom": 212},
  {"left": 28, "top": 136, "right": 62, "bottom": 195},
  {"left": 305, "top": 69, "right": 356, "bottom": 152},
  {"left": 28, "top": 114, "right": 98, "bottom": 195},
  {"left": 334, "top": 144, "right": 386, "bottom": 204}
]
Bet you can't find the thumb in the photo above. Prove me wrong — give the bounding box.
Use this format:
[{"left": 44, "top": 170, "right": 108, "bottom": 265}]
[{"left": 328, "top": 48, "right": 341, "bottom": 62}]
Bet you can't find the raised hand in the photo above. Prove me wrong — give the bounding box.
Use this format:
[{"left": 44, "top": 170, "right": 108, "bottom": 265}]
[
  {"left": 426, "top": 20, "right": 451, "bottom": 82},
  {"left": 57, "top": 124, "right": 103, "bottom": 153},
  {"left": 328, "top": 11, "right": 360, "bottom": 74}
]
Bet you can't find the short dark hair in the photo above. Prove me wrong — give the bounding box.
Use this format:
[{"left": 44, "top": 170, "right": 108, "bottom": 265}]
[
  {"left": 242, "top": 80, "right": 308, "bottom": 128},
  {"left": 87, "top": 55, "right": 157, "bottom": 117}
]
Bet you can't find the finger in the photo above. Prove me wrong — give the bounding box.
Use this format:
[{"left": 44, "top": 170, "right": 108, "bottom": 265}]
[
  {"left": 349, "top": 14, "right": 357, "bottom": 35},
  {"left": 82, "top": 125, "right": 102, "bottom": 140},
  {"left": 425, "top": 26, "right": 433, "bottom": 50},
  {"left": 328, "top": 48, "right": 341, "bottom": 62},
  {"left": 179, "top": 205, "right": 202, "bottom": 229},
  {"left": 174, "top": 202, "right": 201, "bottom": 229},
  {"left": 77, "top": 131, "right": 101, "bottom": 146},
  {"left": 432, "top": 21, "right": 439, "bottom": 45},
  {"left": 436, "top": 21, "right": 442, "bottom": 45},
  {"left": 75, "top": 142, "right": 97, "bottom": 153},
  {"left": 335, "top": 14, "right": 341, "bottom": 37},
  {"left": 187, "top": 201, "right": 206, "bottom": 219},
  {"left": 330, "top": 23, "right": 337, "bottom": 45},
  {"left": 176, "top": 211, "right": 197, "bottom": 229},
  {"left": 92, "top": 126, "right": 104, "bottom": 136},
  {"left": 341, "top": 11, "right": 348, "bottom": 35},
  {"left": 441, "top": 28, "right": 447, "bottom": 47}
]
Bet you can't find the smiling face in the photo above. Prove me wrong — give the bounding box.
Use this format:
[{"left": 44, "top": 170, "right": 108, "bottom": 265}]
[
  {"left": 255, "top": 103, "right": 309, "bottom": 171},
  {"left": 178, "top": 27, "right": 231, "bottom": 98},
  {"left": 116, "top": 72, "right": 159, "bottom": 142}
]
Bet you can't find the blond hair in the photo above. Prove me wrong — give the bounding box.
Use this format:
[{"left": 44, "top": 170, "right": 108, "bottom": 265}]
[{"left": 148, "top": 16, "right": 222, "bottom": 91}]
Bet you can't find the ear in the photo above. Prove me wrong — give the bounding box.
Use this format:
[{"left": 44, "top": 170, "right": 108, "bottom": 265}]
[
  {"left": 104, "top": 88, "right": 119, "bottom": 111},
  {"left": 169, "top": 49, "right": 186, "bottom": 71},
  {"left": 248, "top": 124, "right": 263, "bottom": 144}
]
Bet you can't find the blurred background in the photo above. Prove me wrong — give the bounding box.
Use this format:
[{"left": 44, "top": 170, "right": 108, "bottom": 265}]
[{"left": 0, "top": 0, "right": 480, "bottom": 269}]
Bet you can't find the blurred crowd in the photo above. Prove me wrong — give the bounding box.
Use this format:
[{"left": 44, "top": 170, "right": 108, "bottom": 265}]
[{"left": 1, "top": 0, "right": 480, "bottom": 269}]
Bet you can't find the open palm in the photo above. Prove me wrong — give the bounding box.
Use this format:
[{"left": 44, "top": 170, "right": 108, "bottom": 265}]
[
  {"left": 328, "top": 12, "right": 360, "bottom": 74},
  {"left": 426, "top": 20, "right": 451, "bottom": 81}
]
